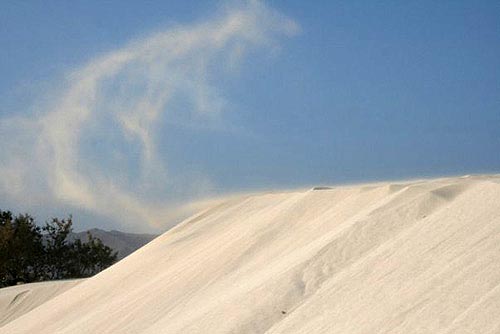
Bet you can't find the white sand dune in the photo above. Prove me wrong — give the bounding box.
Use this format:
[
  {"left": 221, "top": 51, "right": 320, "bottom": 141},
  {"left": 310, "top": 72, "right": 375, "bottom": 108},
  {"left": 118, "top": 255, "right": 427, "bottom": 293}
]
[
  {"left": 2, "top": 174, "right": 500, "bottom": 333},
  {"left": 0, "top": 280, "right": 83, "bottom": 327}
]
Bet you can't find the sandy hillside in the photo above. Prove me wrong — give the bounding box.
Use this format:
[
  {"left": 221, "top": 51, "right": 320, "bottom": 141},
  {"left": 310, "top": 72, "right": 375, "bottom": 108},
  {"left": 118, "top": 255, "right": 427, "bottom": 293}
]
[
  {"left": 0, "top": 280, "right": 83, "bottom": 327},
  {"left": 2, "top": 174, "right": 500, "bottom": 333}
]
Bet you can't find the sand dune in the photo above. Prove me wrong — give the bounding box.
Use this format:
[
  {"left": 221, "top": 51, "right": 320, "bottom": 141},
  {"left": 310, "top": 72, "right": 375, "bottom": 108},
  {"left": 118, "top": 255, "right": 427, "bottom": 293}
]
[
  {"left": 0, "top": 280, "right": 83, "bottom": 327},
  {"left": 2, "top": 175, "right": 500, "bottom": 333}
]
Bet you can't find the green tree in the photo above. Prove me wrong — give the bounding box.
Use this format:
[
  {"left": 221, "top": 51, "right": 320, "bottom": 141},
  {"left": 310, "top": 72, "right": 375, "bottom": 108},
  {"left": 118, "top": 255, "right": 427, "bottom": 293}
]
[
  {"left": 0, "top": 211, "right": 44, "bottom": 287},
  {"left": 42, "top": 216, "right": 73, "bottom": 280},
  {"left": 0, "top": 210, "right": 118, "bottom": 288},
  {"left": 67, "top": 232, "right": 117, "bottom": 277}
]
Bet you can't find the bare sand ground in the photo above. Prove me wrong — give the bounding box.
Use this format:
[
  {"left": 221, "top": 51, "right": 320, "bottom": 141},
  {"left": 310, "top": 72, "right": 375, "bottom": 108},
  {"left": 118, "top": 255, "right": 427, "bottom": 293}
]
[
  {"left": 1, "top": 174, "right": 499, "bottom": 333},
  {"left": 0, "top": 280, "right": 83, "bottom": 327}
]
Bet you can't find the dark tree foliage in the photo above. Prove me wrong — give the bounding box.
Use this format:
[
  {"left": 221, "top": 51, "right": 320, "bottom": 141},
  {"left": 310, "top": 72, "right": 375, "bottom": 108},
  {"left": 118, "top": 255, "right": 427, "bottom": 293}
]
[
  {"left": 0, "top": 210, "right": 117, "bottom": 288},
  {"left": 0, "top": 211, "right": 44, "bottom": 286}
]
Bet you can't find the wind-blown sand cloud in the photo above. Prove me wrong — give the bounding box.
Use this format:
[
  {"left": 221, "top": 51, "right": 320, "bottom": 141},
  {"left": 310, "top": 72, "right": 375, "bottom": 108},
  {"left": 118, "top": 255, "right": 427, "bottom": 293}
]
[{"left": 0, "top": 1, "right": 299, "bottom": 230}]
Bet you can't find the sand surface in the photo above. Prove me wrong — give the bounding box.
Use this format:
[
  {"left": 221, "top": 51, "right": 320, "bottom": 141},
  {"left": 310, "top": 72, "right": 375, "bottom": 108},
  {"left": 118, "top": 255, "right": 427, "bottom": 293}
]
[
  {"left": 0, "top": 280, "right": 83, "bottom": 327},
  {"left": 2, "top": 175, "right": 500, "bottom": 333}
]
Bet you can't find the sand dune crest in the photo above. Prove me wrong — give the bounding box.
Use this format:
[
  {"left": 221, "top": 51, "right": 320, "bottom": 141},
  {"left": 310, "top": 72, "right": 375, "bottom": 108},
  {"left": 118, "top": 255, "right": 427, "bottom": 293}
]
[{"left": 1, "top": 175, "right": 499, "bottom": 333}]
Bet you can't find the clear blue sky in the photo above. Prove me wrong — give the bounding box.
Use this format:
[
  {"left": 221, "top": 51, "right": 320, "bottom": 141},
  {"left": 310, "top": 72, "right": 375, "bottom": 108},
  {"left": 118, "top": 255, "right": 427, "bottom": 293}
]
[{"left": 1, "top": 1, "right": 499, "bottom": 231}]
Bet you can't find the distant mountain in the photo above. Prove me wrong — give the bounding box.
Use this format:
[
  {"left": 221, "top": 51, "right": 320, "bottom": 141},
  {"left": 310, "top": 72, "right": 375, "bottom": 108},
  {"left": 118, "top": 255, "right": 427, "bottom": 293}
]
[{"left": 69, "top": 229, "right": 158, "bottom": 259}]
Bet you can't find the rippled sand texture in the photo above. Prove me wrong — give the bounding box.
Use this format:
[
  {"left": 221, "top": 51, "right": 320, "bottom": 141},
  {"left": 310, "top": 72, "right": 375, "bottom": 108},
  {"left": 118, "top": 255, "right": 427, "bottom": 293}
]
[{"left": 2, "top": 175, "right": 500, "bottom": 334}]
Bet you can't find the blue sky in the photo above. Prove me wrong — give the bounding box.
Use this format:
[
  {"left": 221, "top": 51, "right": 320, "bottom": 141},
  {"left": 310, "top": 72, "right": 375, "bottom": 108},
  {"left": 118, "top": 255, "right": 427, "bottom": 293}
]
[{"left": 1, "top": 1, "right": 499, "bottom": 232}]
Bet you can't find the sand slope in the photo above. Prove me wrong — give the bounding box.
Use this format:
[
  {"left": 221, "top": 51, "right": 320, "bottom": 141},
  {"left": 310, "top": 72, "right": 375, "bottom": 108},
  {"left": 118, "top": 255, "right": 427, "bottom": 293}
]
[
  {"left": 2, "top": 175, "right": 500, "bottom": 333},
  {"left": 0, "top": 280, "right": 83, "bottom": 327}
]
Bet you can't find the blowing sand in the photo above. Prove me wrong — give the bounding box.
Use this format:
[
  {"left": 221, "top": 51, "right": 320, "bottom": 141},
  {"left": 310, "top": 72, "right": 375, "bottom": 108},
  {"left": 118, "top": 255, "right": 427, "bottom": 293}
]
[{"left": 1, "top": 174, "right": 500, "bottom": 333}]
